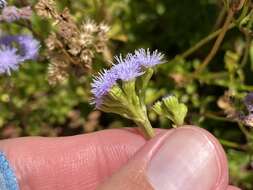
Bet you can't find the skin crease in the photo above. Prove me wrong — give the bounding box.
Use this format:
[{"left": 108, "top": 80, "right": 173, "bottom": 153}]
[{"left": 0, "top": 126, "right": 241, "bottom": 190}]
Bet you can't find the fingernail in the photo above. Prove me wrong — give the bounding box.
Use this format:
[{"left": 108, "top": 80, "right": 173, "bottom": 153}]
[
  {"left": 0, "top": 152, "right": 19, "bottom": 190},
  {"left": 147, "top": 129, "right": 220, "bottom": 190}
]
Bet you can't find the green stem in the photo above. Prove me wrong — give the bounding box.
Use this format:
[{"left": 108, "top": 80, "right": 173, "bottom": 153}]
[
  {"left": 180, "top": 23, "right": 235, "bottom": 59},
  {"left": 238, "top": 122, "right": 251, "bottom": 139},
  {"left": 135, "top": 116, "right": 155, "bottom": 139},
  {"left": 122, "top": 80, "right": 155, "bottom": 139},
  {"left": 194, "top": 9, "right": 235, "bottom": 75},
  {"left": 219, "top": 139, "right": 246, "bottom": 150}
]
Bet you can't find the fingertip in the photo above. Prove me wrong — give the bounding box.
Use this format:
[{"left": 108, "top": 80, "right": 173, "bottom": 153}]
[{"left": 99, "top": 126, "right": 229, "bottom": 190}]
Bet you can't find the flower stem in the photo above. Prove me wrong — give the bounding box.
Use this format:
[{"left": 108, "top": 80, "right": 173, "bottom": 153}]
[
  {"left": 193, "top": 9, "right": 235, "bottom": 75},
  {"left": 180, "top": 23, "right": 235, "bottom": 59},
  {"left": 135, "top": 116, "right": 155, "bottom": 139}
]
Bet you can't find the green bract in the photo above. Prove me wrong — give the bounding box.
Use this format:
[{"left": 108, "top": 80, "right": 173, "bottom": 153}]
[{"left": 153, "top": 95, "right": 188, "bottom": 127}]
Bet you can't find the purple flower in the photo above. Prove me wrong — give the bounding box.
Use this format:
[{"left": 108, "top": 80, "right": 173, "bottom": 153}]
[
  {"left": 134, "top": 48, "right": 165, "bottom": 68},
  {"left": 91, "top": 48, "right": 164, "bottom": 107},
  {"left": 244, "top": 92, "right": 253, "bottom": 112},
  {"left": 91, "top": 69, "right": 117, "bottom": 106},
  {"left": 0, "top": 6, "right": 19, "bottom": 22},
  {"left": 0, "top": 6, "right": 32, "bottom": 22},
  {"left": 17, "top": 35, "right": 40, "bottom": 60},
  {"left": 0, "top": 46, "right": 21, "bottom": 74},
  {"left": 0, "top": 35, "right": 40, "bottom": 60},
  {"left": 0, "top": 35, "right": 40, "bottom": 74},
  {"left": 112, "top": 54, "right": 143, "bottom": 81}
]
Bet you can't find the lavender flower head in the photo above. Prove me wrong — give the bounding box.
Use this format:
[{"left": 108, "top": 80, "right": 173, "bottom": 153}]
[
  {"left": 0, "top": 46, "right": 21, "bottom": 74},
  {"left": 91, "top": 69, "right": 117, "bottom": 106},
  {"left": 112, "top": 54, "right": 143, "bottom": 81},
  {"left": 244, "top": 92, "right": 253, "bottom": 112},
  {"left": 0, "top": 35, "right": 40, "bottom": 75},
  {"left": 134, "top": 48, "right": 165, "bottom": 68},
  {"left": 91, "top": 48, "right": 165, "bottom": 108},
  {"left": 0, "top": 6, "right": 32, "bottom": 22},
  {"left": 17, "top": 35, "right": 40, "bottom": 60}
]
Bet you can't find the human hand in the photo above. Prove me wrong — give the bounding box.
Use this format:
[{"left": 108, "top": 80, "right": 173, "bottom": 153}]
[{"left": 0, "top": 126, "right": 241, "bottom": 190}]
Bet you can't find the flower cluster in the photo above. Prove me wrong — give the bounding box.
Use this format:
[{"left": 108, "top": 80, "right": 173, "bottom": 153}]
[
  {"left": 244, "top": 92, "right": 253, "bottom": 112},
  {"left": 91, "top": 48, "right": 164, "bottom": 138},
  {"left": 0, "top": 5, "right": 32, "bottom": 22},
  {"left": 35, "top": 0, "right": 110, "bottom": 85},
  {"left": 0, "top": 35, "right": 40, "bottom": 74},
  {"left": 241, "top": 92, "right": 253, "bottom": 127},
  {"left": 91, "top": 49, "right": 164, "bottom": 107},
  {"left": 153, "top": 95, "right": 188, "bottom": 127}
]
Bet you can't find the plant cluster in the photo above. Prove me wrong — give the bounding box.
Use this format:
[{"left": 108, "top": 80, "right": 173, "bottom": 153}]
[
  {"left": 1, "top": 0, "right": 253, "bottom": 188},
  {"left": 35, "top": 0, "right": 110, "bottom": 85}
]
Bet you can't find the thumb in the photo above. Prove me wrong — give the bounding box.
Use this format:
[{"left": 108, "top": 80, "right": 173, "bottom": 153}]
[{"left": 98, "top": 126, "right": 231, "bottom": 190}]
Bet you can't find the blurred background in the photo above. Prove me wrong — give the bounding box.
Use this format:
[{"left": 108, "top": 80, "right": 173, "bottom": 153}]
[{"left": 1, "top": 0, "right": 253, "bottom": 189}]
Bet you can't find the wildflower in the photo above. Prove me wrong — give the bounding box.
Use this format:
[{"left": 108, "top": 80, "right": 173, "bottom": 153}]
[
  {"left": 48, "top": 58, "right": 69, "bottom": 85},
  {"left": 17, "top": 35, "right": 40, "bottom": 60},
  {"left": 244, "top": 92, "right": 253, "bottom": 112},
  {"left": 81, "top": 20, "right": 98, "bottom": 34},
  {"left": 34, "top": 0, "right": 57, "bottom": 19},
  {"left": 0, "top": 35, "right": 40, "bottom": 60},
  {"left": 134, "top": 48, "right": 165, "bottom": 68},
  {"left": 112, "top": 54, "right": 143, "bottom": 81},
  {"left": 0, "top": 35, "right": 40, "bottom": 75},
  {"left": 91, "top": 69, "right": 117, "bottom": 106},
  {"left": 0, "top": 46, "right": 21, "bottom": 74},
  {"left": 90, "top": 49, "right": 165, "bottom": 139},
  {"left": 91, "top": 49, "right": 164, "bottom": 107},
  {"left": 35, "top": 1, "right": 110, "bottom": 85},
  {"left": 0, "top": 6, "right": 32, "bottom": 22}
]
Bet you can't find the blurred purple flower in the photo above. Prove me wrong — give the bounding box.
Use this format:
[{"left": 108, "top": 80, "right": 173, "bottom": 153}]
[
  {"left": 244, "top": 92, "right": 253, "bottom": 112},
  {"left": 0, "top": 6, "right": 32, "bottom": 22},
  {"left": 17, "top": 35, "right": 40, "bottom": 60},
  {"left": 0, "top": 35, "right": 40, "bottom": 74},
  {"left": 134, "top": 48, "right": 165, "bottom": 68},
  {"left": 0, "top": 46, "right": 21, "bottom": 74}
]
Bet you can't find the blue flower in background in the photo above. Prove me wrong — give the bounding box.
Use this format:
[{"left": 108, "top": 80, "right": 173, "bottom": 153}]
[
  {"left": 17, "top": 35, "right": 40, "bottom": 60},
  {"left": 0, "top": 35, "right": 40, "bottom": 75},
  {"left": 244, "top": 92, "right": 253, "bottom": 112},
  {"left": 0, "top": 46, "right": 21, "bottom": 74},
  {"left": 0, "top": 6, "right": 32, "bottom": 23}
]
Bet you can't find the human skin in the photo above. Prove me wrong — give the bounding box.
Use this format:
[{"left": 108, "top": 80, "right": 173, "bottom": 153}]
[{"left": 0, "top": 126, "right": 240, "bottom": 190}]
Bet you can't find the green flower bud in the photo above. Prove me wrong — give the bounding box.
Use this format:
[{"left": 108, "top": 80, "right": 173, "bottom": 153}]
[{"left": 153, "top": 95, "right": 188, "bottom": 127}]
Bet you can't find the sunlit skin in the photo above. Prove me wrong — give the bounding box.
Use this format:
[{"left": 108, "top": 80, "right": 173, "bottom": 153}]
[{"left": 0, "top": 126, "right": 240, "bottom": 190}]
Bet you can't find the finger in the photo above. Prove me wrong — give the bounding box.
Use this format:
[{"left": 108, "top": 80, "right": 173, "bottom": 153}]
[
  {"left": 0, "top": 128, "right": 159, "bottom": 190},
  {"left": 99, "top": 126, "right": 229, "bottom": 190}
]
